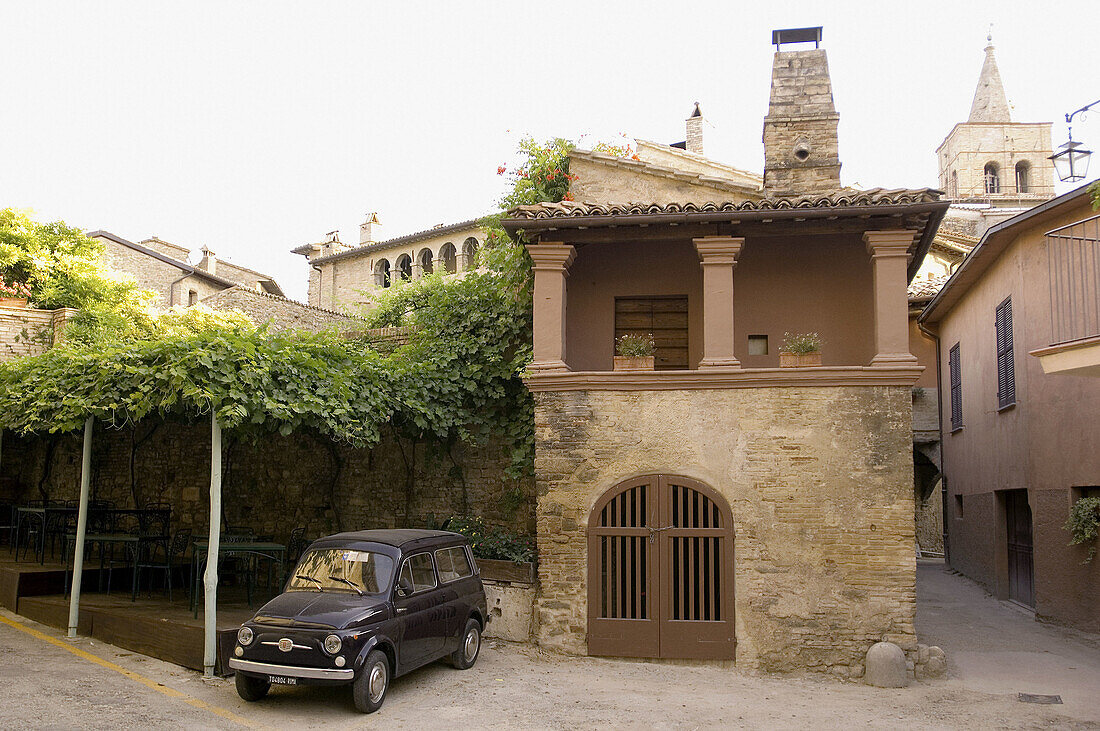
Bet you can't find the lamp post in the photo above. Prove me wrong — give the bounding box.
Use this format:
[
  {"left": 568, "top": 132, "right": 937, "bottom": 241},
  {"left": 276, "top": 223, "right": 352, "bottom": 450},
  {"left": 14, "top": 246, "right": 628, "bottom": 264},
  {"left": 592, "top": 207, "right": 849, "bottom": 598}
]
[{"left": 1050, "top": 99, "right": 1099, "bottom": 183}]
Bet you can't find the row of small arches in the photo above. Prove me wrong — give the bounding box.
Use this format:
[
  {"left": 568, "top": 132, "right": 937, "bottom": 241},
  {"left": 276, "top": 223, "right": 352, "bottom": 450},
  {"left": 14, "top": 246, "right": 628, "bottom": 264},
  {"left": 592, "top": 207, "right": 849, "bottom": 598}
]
[
  {"left": 949, "top": 161, "right": 1032, "bottom": 197},
  {"left": 374, "top": 237, "right": 480, "bottom": 288}
]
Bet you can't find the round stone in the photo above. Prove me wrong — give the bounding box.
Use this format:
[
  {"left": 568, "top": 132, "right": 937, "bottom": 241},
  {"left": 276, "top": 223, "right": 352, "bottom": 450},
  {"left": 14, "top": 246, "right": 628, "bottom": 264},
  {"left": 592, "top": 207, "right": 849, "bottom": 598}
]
[{"left": 864, "top": 641, "right": 909, "bottom": 688}]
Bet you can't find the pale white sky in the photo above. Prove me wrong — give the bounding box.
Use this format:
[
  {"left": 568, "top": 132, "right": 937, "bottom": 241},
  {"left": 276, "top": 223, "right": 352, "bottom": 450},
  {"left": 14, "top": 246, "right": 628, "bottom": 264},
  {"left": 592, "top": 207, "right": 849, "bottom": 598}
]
[{"left": 2, "top": 1, "right": 1098, "bottom": 301}]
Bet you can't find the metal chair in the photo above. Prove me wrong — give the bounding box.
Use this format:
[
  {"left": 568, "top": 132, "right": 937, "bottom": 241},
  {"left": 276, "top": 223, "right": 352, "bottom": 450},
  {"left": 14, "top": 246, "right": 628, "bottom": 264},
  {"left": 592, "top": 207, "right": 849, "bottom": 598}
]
[{"left": 136, "top": 528, "right": 191, "bottom": 601}]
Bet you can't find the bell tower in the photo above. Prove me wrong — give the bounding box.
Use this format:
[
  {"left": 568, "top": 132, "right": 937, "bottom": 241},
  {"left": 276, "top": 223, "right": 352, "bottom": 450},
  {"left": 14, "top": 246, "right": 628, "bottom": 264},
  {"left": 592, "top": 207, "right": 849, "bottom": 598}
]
[{"left": 936, "top": 35, "right": 1054, "bottom": 206}]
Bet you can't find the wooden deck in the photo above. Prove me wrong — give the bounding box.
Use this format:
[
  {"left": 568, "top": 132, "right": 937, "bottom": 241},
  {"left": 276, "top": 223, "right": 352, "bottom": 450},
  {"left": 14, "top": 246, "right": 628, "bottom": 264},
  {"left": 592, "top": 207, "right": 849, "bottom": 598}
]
[{"left": 1, "top": 554, "right": 264, "bottom": 674}]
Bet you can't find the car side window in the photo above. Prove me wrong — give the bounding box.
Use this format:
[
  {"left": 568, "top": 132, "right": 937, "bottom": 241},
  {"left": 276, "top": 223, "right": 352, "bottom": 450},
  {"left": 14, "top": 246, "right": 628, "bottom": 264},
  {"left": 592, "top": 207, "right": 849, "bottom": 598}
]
[
  {"left": 434, "top": 546, "right": 473, "bottom": 583},
  {"left": 399, "top": 552, "right": 438, "bottom": 593}
]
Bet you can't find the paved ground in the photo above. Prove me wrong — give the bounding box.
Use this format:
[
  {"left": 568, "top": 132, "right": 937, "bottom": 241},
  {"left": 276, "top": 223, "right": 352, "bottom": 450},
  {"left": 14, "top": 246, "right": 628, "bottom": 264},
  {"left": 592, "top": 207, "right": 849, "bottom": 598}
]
[{"left": 0, "top": 561, "right": 1097, "bottom": 729}]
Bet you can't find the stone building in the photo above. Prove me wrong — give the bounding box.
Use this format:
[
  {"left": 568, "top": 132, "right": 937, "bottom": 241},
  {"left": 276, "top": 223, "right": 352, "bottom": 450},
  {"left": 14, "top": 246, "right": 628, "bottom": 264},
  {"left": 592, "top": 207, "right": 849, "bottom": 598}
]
[
  {"left": 89, "top": 230, "right": 285, "bottom": 308},
  {"left": 936, "top": 37, "right": 1056, "bottom": 240},
  {"left": 502, "top": 29, "right": 950, "bottom": 676},
  {"left": 292, "top": 217, "right": 485, "bottom": 310},
  {"left": 919, "top": 184, "right": 1099, "bottom": 632}
]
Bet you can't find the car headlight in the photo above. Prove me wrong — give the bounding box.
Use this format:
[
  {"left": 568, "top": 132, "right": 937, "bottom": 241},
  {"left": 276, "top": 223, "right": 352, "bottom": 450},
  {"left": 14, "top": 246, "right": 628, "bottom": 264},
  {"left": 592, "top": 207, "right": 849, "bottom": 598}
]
[
  {"left": 323, "top": 634, "right": 342, "bottom": 654},
  {"left": 237, "top": 627, "right": 254, "bottom": 646}
]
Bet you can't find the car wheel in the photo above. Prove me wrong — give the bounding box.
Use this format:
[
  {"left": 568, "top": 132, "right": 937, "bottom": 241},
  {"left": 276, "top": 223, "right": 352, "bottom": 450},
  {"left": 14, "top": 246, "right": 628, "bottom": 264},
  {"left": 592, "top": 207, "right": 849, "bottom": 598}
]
[
  {"left": 234, "top": 672, "right": 270, "bottom": 702},
  {"left": 450, "top": 618, "right": 481, "bottom": 670},
  {"left": 353, "top": 649, "right": 390, "bottom": 714}
]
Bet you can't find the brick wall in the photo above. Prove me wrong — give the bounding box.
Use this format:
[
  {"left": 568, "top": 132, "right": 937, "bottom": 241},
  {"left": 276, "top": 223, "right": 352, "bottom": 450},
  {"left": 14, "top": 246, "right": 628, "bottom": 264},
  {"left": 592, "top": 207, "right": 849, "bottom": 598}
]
[
  {"left": 1, "top": 422, "right": 534, "bottom": 544},
  {"left": 0, "top": 306, "right": 78, "bottom": 362},
  {"left": 200, "top": 286, "right": 361, "bottom": 333},
  {"left": 532, "top": 386, "right": 916, "bottom": 675}
]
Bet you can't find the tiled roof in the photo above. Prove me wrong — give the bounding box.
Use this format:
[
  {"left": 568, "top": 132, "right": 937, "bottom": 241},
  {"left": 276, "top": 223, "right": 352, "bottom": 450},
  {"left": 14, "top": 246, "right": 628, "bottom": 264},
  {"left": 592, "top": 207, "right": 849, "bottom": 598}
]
[
  {"left": 301, "top": 218, "right": 484, "bottom": 265},
  {"left": 200, "top": 284, "right": 362, "bottom": 319},
  {"left": 908, "top": 274, "right": 951, "bottom": 303},
  {"left": 506, "top": 187, "right": 944, "bottom": 220},
  {"left": 932, "top": 230, "right": 978, "bottom": 256}
]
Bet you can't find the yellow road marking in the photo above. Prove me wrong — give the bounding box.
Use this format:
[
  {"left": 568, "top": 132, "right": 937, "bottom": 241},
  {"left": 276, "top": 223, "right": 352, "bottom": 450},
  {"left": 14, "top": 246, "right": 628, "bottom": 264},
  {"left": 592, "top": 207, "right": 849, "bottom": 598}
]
[{"left": 0, "top": 614, "right": 262, "bottom": 729}]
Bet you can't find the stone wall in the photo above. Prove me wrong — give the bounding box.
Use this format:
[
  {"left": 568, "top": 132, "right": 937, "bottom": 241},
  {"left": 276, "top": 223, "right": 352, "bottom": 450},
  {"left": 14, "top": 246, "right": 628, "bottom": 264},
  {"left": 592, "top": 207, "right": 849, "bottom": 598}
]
[
  {"left": 1, "top": 422, "right": 534, "bottom": 543},
  {"left": 532, "top": 386, "right": 916, "bottom": 675},
  {"left": 0, "top": 305, "right": 78, "bottom": 362},
  {"left": 200, "top": 286, "right": 362, "bottom": 333}
]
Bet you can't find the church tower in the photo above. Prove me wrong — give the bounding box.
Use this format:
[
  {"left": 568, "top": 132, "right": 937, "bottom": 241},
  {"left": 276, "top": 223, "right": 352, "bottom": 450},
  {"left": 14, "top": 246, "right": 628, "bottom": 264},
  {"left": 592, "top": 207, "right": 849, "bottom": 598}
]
[{"left": 936, "top": 36, "right": 1055, "bottom": 206}]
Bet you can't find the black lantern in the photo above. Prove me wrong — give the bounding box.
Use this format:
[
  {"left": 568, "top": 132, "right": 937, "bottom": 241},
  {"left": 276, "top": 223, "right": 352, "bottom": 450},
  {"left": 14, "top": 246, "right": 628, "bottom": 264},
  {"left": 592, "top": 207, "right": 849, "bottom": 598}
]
[{"left": 1051, "top": 99, "right": 1099, "bottom": 183}]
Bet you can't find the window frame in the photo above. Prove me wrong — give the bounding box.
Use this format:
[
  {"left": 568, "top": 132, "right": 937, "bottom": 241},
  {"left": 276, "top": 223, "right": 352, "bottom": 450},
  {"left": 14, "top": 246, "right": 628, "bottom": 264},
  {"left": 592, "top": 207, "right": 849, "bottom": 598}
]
[
  {"left": 995, "top": 296, "right": 1016, "bottom": 411},
  {"left": 949, "top": 342, "right": 963, "bottom": 432},
  {"left": 397, "top": 551, "right": 439, "bottom": 595},
  {"left": 433, "top": 545, "right": 474, "bottom": 584}
]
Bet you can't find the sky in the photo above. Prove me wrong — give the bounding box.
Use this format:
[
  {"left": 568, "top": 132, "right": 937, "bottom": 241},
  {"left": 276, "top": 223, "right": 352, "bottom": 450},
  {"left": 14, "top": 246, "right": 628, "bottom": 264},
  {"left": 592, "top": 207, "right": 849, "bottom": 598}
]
[{"left": 2, "top": 1, "right": 1098, "bottom": 302}]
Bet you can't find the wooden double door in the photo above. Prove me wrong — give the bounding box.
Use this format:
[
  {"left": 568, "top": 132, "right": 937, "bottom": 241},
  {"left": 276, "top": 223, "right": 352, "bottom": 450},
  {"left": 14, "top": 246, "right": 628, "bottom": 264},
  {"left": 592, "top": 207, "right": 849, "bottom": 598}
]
[{"left": 587, "top": 475, "right": 735, "bottom": 660}]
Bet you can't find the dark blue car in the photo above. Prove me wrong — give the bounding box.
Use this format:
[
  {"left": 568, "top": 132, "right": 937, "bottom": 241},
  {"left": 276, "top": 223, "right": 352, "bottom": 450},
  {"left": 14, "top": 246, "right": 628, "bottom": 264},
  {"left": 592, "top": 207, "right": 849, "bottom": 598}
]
[{"left": 229, "top": 529, "right": 488, "bottom": 713}]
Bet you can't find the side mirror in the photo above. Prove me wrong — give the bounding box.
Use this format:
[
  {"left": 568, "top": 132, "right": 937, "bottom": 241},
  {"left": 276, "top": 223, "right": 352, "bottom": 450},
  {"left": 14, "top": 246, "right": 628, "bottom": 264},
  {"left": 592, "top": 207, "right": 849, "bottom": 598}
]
[{"left": 396, "top": 577, "right": 413, "bottom": 597}]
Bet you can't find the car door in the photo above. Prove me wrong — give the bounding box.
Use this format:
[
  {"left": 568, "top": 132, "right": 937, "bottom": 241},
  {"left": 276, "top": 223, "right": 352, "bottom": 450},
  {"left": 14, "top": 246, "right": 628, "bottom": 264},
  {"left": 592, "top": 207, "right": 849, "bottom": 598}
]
[
  {"left": 393, "top": 551, "right": 448, "bottom": 670},
  {"left": 433, "top": 545, "right": 476, "bottom": 642}
]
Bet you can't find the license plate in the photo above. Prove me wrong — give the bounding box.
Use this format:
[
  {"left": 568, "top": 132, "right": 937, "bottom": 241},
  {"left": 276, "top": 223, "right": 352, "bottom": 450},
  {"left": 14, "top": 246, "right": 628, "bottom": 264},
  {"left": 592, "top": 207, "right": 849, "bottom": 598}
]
[{"left": 268, "top": 676, "right": 297, "bottom": 685}]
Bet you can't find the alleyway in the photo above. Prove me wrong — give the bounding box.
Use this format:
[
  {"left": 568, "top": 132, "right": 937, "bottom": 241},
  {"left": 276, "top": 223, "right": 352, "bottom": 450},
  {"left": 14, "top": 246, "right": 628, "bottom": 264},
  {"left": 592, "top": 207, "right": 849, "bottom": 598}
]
[{"left": 0, "top": 563, "right": 1096, "bottom": 729}]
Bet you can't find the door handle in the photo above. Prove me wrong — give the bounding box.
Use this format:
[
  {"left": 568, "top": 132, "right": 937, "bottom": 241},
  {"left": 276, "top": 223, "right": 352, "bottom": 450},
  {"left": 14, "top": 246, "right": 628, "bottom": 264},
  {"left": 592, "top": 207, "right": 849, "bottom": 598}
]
[{"left": 395, "top": 607, "right": 407, "bottom": 614}]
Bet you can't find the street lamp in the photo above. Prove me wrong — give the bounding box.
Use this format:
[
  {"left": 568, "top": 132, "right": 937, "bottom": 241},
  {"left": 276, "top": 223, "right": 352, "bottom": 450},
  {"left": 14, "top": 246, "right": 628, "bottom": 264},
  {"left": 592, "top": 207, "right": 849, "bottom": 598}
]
[{"left": 1050, "top": 99, "right": 1099, "bottom": 183}]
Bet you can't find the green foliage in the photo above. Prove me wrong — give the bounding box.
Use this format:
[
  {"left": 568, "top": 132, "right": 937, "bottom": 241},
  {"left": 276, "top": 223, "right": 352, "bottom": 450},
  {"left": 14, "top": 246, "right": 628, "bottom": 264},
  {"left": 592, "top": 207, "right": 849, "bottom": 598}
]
[
  {"left": 0, "top": 208, "right": 161, "bottom": 343},
  {"left": 782, "top": 331, "right": 823, "bottom": 355},
  {"left": 1090, "top": 180, "right": 1100, "bottom": 210},
  {"left": 615, "top": 333, "right": 655, "bottom": 358},
  {"left": 497, "top": 137, "right": 577, "bottom": 208},
  {"left": 444, "top": 515, "right": 535, "bottom": 563},
  {"left": 1065, "top": 496, "right": 1100, "bottom": 562}
]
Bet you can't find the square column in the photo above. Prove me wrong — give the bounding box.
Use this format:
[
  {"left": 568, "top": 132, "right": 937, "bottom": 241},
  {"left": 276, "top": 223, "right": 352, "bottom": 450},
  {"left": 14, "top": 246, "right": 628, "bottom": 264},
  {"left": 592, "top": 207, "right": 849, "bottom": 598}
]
[
  {"left": 864, "top": 230, "right": 919, "bottom": 366},
  {"left": 527, "top": 243, "right": 576, "bottom": 372},
  {"left": 693, "top": 236, "right": 745, "bottom": 369}
]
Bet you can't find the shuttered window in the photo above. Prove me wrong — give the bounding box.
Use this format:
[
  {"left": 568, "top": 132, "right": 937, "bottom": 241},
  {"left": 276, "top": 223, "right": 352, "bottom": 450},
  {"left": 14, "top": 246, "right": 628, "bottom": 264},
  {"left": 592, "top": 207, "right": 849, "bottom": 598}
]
[
  {"left": 996, "top": 297, "right": 1016, "bottom": 409},
  {"left": 614, "top": 296, "right": 688, "bottom": 370},
  {"left": 949, "top": 342, "right": 963, "bottom": 431}
]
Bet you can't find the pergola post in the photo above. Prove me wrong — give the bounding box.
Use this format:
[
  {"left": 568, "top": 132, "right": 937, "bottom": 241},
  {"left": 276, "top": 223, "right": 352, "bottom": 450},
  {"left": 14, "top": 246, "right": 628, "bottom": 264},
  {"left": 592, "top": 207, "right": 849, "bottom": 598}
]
[
  {"left": 67, "top": 417, "right": 94, "bottom": 638},
  {"left": 203, "top": 412, "right": 223, "bottom": 677}
]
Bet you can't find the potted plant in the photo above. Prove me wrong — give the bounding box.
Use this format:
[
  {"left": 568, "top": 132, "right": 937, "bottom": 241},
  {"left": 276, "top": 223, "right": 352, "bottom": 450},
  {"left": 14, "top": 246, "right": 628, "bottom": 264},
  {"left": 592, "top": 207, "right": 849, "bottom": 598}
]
[
  {"left": 0, "top": 278, "right": 31, "bottom": 308},
  {"left": 614, "top": 333, "right": 656, "bottom": 371},
  {"left": 779, "top": 332, "right": 823, "bottom": 367}
]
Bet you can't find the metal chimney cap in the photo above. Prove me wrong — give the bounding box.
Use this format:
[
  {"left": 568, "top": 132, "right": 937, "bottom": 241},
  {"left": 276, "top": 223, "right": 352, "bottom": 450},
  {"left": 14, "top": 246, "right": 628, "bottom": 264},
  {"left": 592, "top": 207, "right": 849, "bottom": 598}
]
[{"left": 771, "top": 27, "right": 822, "bottom": 49}]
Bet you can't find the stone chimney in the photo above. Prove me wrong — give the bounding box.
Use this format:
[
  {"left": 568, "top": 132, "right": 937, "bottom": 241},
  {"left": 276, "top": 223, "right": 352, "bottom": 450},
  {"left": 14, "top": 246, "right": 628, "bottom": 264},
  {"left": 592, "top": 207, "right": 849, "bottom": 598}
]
[
  {"left": 685, "top": 103, "right": 704, "bottom": 155},
  {"left": 762, "top": 27, "right": 841, "bottom": 195},
  {"left": 321, "top": 230, "right": 342, "bottom": 257},
  {"left": 197, "top": 245, "right": 217, "bottom": 275},
  {"left": 360, "top": 212, "right": 381, "bottom": 245}
]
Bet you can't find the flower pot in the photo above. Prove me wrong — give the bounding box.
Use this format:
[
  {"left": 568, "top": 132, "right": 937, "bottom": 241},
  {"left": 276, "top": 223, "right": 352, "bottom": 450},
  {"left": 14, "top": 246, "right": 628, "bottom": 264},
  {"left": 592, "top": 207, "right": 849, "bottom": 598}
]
[
  {"left": 779, "top": 351, "right": 821, "bottom": 367},
  {"left": 476, "top": 558, "right": 536, "bottom": 584},
  {"left": 0, "top": 297, "right": 29, "bottom": 308},
  {"left": 613, "top": 355, "right": 655, "bottom": 371}
]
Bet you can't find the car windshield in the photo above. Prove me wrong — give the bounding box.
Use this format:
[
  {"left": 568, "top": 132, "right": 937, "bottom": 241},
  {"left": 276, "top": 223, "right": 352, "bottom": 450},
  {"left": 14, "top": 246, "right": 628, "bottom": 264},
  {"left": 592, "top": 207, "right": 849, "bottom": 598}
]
[{"left": 286, "top": 549, "right": 394, "bottom": 595}]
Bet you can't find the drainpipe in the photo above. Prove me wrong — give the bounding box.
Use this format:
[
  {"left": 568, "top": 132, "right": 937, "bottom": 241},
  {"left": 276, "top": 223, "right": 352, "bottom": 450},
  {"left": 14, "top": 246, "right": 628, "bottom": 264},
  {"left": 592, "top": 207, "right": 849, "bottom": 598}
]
[{"left": 918, "top": 318, "right": 948, "bottom": 565}]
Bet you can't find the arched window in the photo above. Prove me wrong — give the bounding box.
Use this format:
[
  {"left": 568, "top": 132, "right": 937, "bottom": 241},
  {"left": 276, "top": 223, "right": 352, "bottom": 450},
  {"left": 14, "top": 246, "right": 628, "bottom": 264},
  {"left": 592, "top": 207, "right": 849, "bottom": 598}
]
[
  {"left": 1015, "top": 161, "right": 1030, "bottom": 193},
  {"left": 439, "top": 242, "right": 457, "bottom": 274},
  {"left": 419, "top": 248, "right": 434, "bottom": 275},
  {"left": 984, "top": 163, "right": 1000, "bottom": 195},
  {"left": 188, "top": 290, "right": 199, "bottom": 306},
  {"left": 374, "top": 258, "right": 391, "bottom": 289},
  {"left": 950, "top": 170, "right": 958, "bottom": 199},
  {"left": 463, "top": 237, "right": 479, "bottom": 269},
  {"left": 396, "top": 254, "right": 412, "bottom": 281}
]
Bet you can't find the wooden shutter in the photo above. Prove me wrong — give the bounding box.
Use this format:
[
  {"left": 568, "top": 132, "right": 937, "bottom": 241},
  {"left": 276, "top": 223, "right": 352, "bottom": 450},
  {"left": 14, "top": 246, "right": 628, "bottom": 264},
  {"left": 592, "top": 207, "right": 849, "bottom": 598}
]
[
  {"left": 996, "top": 298, "right": 1016, "bottom": 409},
  {"left": 949, "top": 343, "right": 962, "bottom": 430},
  {"left": 615, "top": 296, "right": 689, "bottom": 370}
]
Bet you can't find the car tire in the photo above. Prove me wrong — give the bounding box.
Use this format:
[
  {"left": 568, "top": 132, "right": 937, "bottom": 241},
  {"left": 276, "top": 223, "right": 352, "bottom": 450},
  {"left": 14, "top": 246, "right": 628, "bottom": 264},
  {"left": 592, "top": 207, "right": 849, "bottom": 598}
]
[
  {"left": 234, "top": 672, "right": 270, "bottom": 702},
  {"left": 450, "top": 618, "right": 481, "bottom": 670},
  {"left": 353, "top": 649, "right": 390, "bottom": 714}
]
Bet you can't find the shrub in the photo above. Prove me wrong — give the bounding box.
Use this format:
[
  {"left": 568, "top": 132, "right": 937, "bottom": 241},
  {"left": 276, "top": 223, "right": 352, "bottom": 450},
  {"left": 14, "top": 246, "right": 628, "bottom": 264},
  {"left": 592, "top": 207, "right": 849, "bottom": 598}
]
[
  {"left": 1065, "top": 496, "right": 1100, "bottom": 562},
  {"left": 444, "top": 515, "right": 535, "bottom": 563},
  {"left": 781, "top": 332, "right": 823, "bottom": 355},
  {"left": 616, "top": 333, "right": 655, "bottom": 358}
]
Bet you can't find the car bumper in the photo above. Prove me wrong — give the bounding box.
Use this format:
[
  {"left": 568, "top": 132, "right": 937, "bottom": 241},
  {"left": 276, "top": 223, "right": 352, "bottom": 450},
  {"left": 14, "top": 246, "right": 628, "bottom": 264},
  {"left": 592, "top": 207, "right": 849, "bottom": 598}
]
[{"left": 229, "top": 658, "right": 355, "bottom": 681}]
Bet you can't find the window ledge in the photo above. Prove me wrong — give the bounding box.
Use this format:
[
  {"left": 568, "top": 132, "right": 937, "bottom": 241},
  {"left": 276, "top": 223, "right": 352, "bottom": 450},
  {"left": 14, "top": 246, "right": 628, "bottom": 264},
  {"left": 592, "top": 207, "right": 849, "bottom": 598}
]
[
  {"left": 950, "top": 425, "right": 964, "bottom": 434},
  {"left": 997, "top": 401, "right": 1017, "bottom": 413}
]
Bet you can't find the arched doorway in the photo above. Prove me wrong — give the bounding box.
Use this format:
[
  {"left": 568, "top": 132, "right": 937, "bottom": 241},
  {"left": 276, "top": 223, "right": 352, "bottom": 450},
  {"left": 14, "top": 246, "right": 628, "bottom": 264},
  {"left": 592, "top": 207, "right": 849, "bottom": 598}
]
[{"left": 587, "top": 474, "right": 734, "bottom": 660}]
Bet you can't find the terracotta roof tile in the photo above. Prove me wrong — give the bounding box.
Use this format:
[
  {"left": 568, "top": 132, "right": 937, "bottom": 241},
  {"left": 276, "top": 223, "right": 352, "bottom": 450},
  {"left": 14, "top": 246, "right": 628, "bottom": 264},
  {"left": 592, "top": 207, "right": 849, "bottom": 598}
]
[{"left": 908, "top": 274, "right": 951, "bottom": 302}]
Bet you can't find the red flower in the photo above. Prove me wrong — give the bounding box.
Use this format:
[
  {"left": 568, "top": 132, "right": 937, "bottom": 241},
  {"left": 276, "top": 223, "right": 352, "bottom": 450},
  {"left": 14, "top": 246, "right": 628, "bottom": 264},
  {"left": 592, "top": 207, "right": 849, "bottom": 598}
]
[
  {"left": 497, "top": 165, "right": 507, "bottom": 175},
  {"left": 563, "top": 192, "right": 574, "bottom": 201}
]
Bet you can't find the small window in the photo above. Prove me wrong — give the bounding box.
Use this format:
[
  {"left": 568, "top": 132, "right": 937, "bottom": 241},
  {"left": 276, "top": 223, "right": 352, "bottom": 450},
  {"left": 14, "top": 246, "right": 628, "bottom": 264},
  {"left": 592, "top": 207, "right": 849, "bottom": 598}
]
[
  {"left": 949, "top": 342, "right": 963, "bottom": 431},
  {"left": 747, "top": 335, "right": 769, "bottom": 356},
  {"left": 434, "top": 546, "right": 473, "bottom": 583},
  {"left": 955, "top": 494, "right": 964, "bottom": 519},
  {"left": 187, "top": 290, "right": 199, "bottom": 306},
  {"left": 995, "top": 297, "right": 1016, "bottom": 410},
  {"left": 399, "top": 553, "right": 437, "bottom": 593},
  {"left": 984, "top": 162, "right": 1000, "bottom": 195},
  {"left": 950, "top": 170, "right": 958, "bottom": 198},
  {"left": 1015, "top": 161, "right": 1030, "bottom": 194}
]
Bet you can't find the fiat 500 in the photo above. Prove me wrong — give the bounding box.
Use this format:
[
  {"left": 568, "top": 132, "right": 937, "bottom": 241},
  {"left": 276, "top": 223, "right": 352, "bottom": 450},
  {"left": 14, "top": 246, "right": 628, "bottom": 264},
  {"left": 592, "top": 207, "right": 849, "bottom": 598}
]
[{"left": 229, "top": 529, "right": 488, "bottom": 714}]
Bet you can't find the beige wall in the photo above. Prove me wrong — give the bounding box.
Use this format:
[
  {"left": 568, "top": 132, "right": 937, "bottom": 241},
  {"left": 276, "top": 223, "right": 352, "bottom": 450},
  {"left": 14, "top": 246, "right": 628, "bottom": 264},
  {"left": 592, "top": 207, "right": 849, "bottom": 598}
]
[
  {"left": 937, "top": 122, "right": 1054, "bottom": 201},
  {"left": 533, "top": 386, "right": 917, "bottom": 675},
  {"left": 564, "top": 234, "right": 877, "bottom": 371},
  {"left": 0, "top": 306, "right": 78, "bottom": 362},
  {"left": 909, "top": 317, "right": 939, "bottom": 389},
  {"left": 569, "top": 156, "right": 759, "bottom": 207},
  {"left": 934, "top": 197, "right": 1100, "bottom": 631}
]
